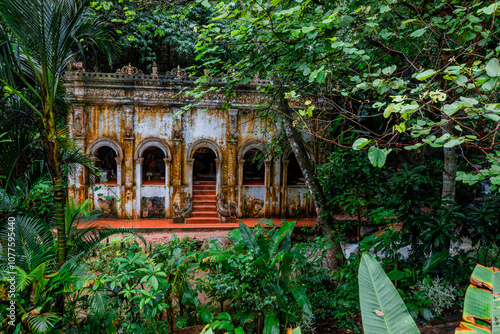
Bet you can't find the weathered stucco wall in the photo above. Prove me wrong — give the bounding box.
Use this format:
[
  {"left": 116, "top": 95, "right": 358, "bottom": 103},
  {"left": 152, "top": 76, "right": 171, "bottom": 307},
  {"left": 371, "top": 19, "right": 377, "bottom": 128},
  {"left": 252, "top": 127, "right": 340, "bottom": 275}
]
[{"left": 64, "top": 66, "right": 318, "bottom": 221}]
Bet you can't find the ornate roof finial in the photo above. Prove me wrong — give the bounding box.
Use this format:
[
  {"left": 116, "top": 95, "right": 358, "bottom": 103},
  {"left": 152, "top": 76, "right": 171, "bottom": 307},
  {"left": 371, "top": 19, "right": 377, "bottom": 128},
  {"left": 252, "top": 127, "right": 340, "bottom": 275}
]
[
  {"left": 151, "top": 62, "right": 158, "bottom": 76},
  {"left": 116, "top": 63, "right": 143, "bottom": 74}
]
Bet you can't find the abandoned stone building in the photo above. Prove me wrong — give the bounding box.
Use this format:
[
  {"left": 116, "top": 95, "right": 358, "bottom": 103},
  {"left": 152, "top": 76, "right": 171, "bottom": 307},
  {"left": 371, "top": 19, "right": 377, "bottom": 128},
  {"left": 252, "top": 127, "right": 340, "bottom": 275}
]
[{"left": 65, "top": 64, "right": 323, "bottom": 223}]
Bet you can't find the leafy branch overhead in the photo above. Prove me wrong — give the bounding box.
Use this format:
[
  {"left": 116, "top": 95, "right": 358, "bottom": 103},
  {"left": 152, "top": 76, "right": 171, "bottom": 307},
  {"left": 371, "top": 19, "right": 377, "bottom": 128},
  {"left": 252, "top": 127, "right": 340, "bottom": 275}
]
[{"left": 193, "top": 0, "right": 500, "bottom": 192}]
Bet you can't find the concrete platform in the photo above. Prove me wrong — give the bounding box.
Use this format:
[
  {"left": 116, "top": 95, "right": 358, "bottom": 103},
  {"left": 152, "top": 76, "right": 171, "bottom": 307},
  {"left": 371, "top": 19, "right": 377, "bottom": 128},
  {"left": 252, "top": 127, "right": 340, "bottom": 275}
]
[{"left": 79, "top": 218, "right": 317, "bottom": 230}]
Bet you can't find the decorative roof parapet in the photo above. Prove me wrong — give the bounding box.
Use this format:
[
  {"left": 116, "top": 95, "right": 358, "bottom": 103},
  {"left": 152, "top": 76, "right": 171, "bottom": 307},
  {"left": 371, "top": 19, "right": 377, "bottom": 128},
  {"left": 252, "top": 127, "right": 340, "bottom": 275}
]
[
  {"left": 116, "top": 63, "right": 143, "bottom": 74},
  {"left": 167, "top": 65, "right": 189, "bottom": 79}
]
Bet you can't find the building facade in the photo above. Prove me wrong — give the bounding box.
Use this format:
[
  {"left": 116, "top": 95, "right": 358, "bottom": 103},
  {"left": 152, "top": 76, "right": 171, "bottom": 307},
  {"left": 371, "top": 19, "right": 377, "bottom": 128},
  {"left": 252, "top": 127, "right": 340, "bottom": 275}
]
[{"left": 65, "top": 65, "right": 321, "bottom": 222}]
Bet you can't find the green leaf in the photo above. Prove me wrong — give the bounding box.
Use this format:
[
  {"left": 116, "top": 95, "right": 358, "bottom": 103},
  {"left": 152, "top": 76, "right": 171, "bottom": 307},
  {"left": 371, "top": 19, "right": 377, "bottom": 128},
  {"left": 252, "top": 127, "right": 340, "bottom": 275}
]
[
  {"left": 359, "top": 254, "right": 420, "bottom": 334},
  {"left": 383, "top": 104, "right": 396, "bottom": 118},
  {"left": 443, "top": 102, "right": 464, "bottom": 116},
  {"left": 301, "top": 26, "right": 315, "bottom": 33},
  {"left": 410, "top": 27, "right": 427, "bottom": 38},
  {"left": 239, "top": 222, "right": 260, "bottom": 253},
  {"left": 270, "top": 0, "right": 281, "bottom": 5},
  {"left": 263, "top": 313, "right": 279, "bottom": 334},
  {"left": 484, "top": 113, "right": 500, "bottom": 122},
  {"left": 422, "top": 252, "right": 449, "bottom": 273},
  {"left": 291, "top": 286, "right": 312, "bottom": 316},
  {"left": 353, "top": 138, "right": 371, "bottom": 150},
  {"left": 416, "top": 69, "right": 437, "bottom": 81},
  {"left": 486, "top": 58, "right": 500, "bottom": 77},
  {"left": 456, "top": 264, "right": 500, "bottom": 333},
  {"left": 368, "top": 147, "right": 387, "bottom": 168}
]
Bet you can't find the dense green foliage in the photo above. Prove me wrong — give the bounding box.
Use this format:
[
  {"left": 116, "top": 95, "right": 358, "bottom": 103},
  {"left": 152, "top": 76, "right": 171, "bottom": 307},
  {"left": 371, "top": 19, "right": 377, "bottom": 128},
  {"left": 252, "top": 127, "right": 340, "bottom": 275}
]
[{"left": 1, "top": 0, "right": 500, "bottom": 333}]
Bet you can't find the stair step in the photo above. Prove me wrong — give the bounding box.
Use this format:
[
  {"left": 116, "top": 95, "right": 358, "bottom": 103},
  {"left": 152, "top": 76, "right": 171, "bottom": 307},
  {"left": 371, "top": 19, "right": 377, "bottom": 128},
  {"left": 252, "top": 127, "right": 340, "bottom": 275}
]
[
  {"left": 193, "top": 196, "right": 217, "bottom": 201},
  {"left": 191, "top": 212, "right": 219, "bottom": 217},
  {"left": 194, "top": 180, "right": 216, "bottom": 185},
  {"left": 185, "top": 217, "right": 221, "bottom": 224},
  {"left": 192, "top": 205, "right": 217, "bottom": 211},
  {"left": 193, "top": 186, "right": 216, "bottom": 191},
  {"left": 193, "top": 199, "right": 216, "bottom": 204},
  {"left": 192, "top": 190, "right": 216, "bottom": 194}
]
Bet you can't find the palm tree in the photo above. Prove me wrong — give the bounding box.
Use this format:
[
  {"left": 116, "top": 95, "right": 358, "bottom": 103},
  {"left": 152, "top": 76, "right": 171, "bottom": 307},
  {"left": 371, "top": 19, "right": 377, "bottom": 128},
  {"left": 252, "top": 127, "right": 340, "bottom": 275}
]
[{"left": 0, "top": 0, "right": 114, "bottom": 268}]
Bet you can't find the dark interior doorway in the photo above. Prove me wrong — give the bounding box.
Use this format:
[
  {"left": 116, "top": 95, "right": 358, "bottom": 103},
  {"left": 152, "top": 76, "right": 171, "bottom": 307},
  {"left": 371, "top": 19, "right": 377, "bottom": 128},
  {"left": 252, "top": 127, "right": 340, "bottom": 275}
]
[
  {"left": 287, "top": 152, "right": 305, "bottom": 185},
  {"left": 95, "top": 146, "right": 117, "bottom": 183},
  {"left": 243, "top": 149, "right": 265, "bottom": 185},
  {"left": 142, "top": 147, "right": 166, "bottom": 184},
  {"left": 193, "top": 147, "right": 216, "bottom": 181}
]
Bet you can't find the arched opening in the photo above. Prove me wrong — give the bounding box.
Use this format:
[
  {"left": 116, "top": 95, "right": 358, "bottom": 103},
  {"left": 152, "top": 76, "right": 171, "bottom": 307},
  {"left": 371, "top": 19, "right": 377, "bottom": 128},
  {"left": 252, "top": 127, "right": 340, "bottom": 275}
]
[
  {"left": 243, "top": 148, "right": 264, "bottom": 185},
  {"left": 95, "top": 146, "right": 118, "bottom": 184},
  {"left": 287, "top": 152, "right": 305, "bottom": 185},
  {"left": 142, "top": 147, "right": 166, "bottom": 184},
  {"left": 193, "top": 147, "right": 216, "bottom": 181}
]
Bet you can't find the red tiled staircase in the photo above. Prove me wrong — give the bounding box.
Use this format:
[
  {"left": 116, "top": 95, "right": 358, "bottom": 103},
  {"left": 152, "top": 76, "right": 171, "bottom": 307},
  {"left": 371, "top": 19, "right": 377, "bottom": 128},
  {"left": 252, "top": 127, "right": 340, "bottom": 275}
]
[{"left": 185, "top": 180, "right": 220, "bottom": 224}]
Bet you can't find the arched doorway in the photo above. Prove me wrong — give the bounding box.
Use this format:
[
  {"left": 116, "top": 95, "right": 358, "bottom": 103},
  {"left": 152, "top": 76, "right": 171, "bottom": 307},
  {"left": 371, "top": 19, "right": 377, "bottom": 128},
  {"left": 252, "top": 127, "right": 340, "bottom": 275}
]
[
  {"left": 286, "top": 152, "right": 305, "bottom": 185},
  {"left": 134, "top": 137, "right": 172, "bottom": 219},
  {"left": 243, "top": 148, "right": 265, "bottom": 185},
  {"left": 193, "top": 147, "right": 216, "bottom": 181},
  {"left": 95, "top": 146, "right": 118, "bottom": 184},
  {"left": 189, "top": 147, "right": 219, "bottom": 223}
]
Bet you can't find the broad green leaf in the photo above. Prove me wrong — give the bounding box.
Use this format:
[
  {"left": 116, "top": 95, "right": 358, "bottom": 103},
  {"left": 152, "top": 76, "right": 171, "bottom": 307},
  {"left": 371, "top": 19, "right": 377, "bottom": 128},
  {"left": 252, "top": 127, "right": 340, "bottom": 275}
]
[
  {"left": 416, "top": 69, "right": 437, "bottom": 81},
  {"left": 410, "top": 27, "right": 427, "bottom": 37},
  {"left": 383, "top": 104, "right": 396, "bottom": 118},
  {"left": 270, "top": 221, "right": 295, "bottom": 254},
  {"left": 443, "top": 102, "right": 464, "bottom": 116},
  {"left": 443, "top": 138, "right": 464, "bottom": 148},
  {"left": 404, "top": 143, "right": 423, "bottom": 150},
  {"left": 359, "top": 254, "right": 420, "bottom": 334},
  {"left": 239, "top": 222, "right": 260, "bottom": 253},
  {"left": 486, "top": 59, "right": 500, "bottom": 77},
  {"left": 368, "top": 147, "right": 388, "bottom": 168},
  {"left": 422, "top": 252, "right": 449, "bottom": 273},
  {"left": 291, "top": 286, "right": 312, "bottom": 316},
  {"left": 484, "top": 113, "right": 500, "bottom": 122},
  {"left": 302, "top": 26, "right": 315, "bottom": 33},
  {"left": 270, "top": 0, "right": 281, "bottom": 6},
  {"left": 455, "top": 265, "right": 500, "bottom": 333},
  {"left": 263, "top": 313, "right": 279, "bottom": 334},
  {"left": 353, "top": 138, "right": 371, "bottom": 150}
]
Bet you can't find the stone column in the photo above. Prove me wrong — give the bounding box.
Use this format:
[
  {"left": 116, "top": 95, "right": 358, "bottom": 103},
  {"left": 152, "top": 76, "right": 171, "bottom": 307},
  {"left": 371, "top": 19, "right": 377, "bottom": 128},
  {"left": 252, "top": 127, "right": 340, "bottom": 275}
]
[
  {"left": 227, "top": 109, "right": 238, "bottom": 202},
  {"left": 172, "top": 140, "right": 183, "bottom": 204},
  {"left": 237, "top": 159, "right": 245, "bottom": 217},
  {"left": 271, "top": 159, "right": 281, "bottom": 217},
  {"left": 68, "top": 103, "right": 86, "bottom": 204},
  {"left": 187, "top": 158, "right": 194, "bottom": 198},
  {"left": 115, "top": 156, "right": 124, "bottom": 218},
  {"left": 264, "top": 158, "right": 272, "bottom": 218},
  {"left": 280, "top": 160, "right": 289, "bottom": 218},
  {"left": 172, "top": 108, "right": 183, "bottom": 205},
  {"left": 122, "top": 104, "right": 134, "bottom": 218},
  {"left": 164, "top": 157, "right": 172, "bottom": 217},
  {"left": 215, "top": 158, "right": 222, "bottom": 196},
  {"left": 134, "top": 158, "right": 143, "bottom": 219},
  {"left": 88, "top": 157, "right": 97, "bottom": 209}
]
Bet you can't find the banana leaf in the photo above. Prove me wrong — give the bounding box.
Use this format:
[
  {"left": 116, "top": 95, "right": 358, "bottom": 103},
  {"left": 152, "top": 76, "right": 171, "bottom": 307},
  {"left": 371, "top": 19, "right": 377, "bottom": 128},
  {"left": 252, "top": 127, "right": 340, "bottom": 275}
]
[
  {"left": 359, "top": 253, "right": 420, "bottom": 334},
  {"left": 455, "top": 265, "right": 500, "bottom": 333}
]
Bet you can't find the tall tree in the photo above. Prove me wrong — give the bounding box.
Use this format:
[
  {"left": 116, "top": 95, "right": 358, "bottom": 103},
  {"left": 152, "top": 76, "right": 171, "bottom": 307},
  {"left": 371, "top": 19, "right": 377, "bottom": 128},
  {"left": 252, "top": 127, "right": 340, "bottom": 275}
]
[
  {"left": 194, "top": 0, "right": 500, "bottom": 206},
  {"left": 0, "top": 0, "right": 114, "bottom": 267}
]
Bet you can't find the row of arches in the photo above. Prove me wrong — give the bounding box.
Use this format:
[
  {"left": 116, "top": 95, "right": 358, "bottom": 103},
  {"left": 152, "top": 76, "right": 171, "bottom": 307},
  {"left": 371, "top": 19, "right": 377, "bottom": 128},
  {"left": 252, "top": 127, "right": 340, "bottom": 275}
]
[{"left": 89, "top": 137, "right": 306, "bottom": 186}]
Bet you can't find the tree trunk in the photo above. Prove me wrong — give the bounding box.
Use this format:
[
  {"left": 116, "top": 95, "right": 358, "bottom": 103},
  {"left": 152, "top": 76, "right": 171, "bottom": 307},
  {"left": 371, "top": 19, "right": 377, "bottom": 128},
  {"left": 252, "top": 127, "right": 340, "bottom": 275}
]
[
  {"left": 43, "top": 101, "right": 66, "bottom": 267},
  {"left": 279, "top": 94, "right": 345, "bottom": 269},
  {"left": 441, "top": 119, "right": 457, "bottom": 203},
  {"left": 42, "top": 101, "right": 66, "bottom": 316}
]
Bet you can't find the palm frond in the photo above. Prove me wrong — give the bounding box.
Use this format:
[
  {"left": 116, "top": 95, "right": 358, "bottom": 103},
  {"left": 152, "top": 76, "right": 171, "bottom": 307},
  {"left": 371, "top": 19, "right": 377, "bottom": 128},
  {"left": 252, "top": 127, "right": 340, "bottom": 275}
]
[
  {"left": 26, "top": 312, "right": 61, "bottom": 334},
  {"left": 0, "top": 215, "right": 57, "bottom": 274},
  {"left": 67, "top": 227, "right": 145, "bottom": 259}
]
